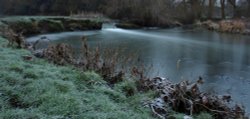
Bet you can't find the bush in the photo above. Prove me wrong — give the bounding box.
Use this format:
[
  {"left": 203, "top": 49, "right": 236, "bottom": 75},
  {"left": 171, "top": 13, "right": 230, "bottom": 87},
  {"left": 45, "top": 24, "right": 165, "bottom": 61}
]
[
  {"left": 43, "top": 43, "right": 75, "bottom": 65},
  {"left": 219, "top": 20, "right": 246, "bottom": 33}
]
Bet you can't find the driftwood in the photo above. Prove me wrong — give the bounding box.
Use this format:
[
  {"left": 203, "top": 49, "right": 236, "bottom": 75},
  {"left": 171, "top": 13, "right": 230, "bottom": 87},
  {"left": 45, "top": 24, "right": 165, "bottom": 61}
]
[{"left": 139, "top": 77, "right": 247, "bottom": 119}]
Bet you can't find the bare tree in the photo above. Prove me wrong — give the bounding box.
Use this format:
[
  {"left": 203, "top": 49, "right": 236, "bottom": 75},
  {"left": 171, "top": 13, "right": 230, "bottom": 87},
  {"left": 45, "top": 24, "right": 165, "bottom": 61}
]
[
  {"left": 220, "top": 0, "right": 226, "bottom": 19},
  {"left": 190, "top": 0, "right": 202, "bottom": 20},
  {"left": 208, "top": 0, "right": 215, "bottom": 19},
  {"left": 228, "top": 0, "right": 237, "bottom": 17},
  {"left": 246, "top": 0, "right": 250, "bottom": 17}
]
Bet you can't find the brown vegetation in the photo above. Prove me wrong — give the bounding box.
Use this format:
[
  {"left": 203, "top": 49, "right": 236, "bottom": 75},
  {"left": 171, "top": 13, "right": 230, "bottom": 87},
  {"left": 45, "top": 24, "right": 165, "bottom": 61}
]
[
  {"left": 40, "top": 37, "right": 135, "bottom": 84},
  {"left": 43, "top": 43, "right": 75, "bottom": 65},
  {"left": 201, "top": 19, "right": 250, "bottom": 35},
  {"left": 77, "top": 37, "right": 125, "bottom": 84},
  {"left": 0, "top": 27, "right": 25, "bottom": 48},
  {"left": 219, "top": 20, "right": 246, "bottom": 33},
  {"left": 202, "top": 20, "right": 220, "bottom": 30}
]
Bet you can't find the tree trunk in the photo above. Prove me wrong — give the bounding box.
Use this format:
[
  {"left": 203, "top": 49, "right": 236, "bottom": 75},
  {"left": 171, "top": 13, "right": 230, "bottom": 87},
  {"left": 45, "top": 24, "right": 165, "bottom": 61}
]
[
  {"left": 208, "top": 0, "right": 214, "bottom": 19},
  {"left": 248, "top": 0, "right": 250, "bottom": 17},
  {"left": 220, "top": 0, "right": 226, "bottom": 19},
  {"left": 228, "top": 0, "right": 237, "bottom": 18},
  {"left": 190, "top": 0, "right": 201, "bottom": 20}
]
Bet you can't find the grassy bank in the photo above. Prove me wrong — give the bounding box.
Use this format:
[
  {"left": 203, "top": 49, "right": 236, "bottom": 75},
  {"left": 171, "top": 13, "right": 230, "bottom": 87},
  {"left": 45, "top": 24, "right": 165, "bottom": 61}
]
[
  {"left": 0, "top": 31, "right": 215, "bottom": 119},
  {"left": 0, "top": 16, "right": 102, "bottom": 36},
  {"left": 0, "top": 37, "right": 158, "bottom": 119}
]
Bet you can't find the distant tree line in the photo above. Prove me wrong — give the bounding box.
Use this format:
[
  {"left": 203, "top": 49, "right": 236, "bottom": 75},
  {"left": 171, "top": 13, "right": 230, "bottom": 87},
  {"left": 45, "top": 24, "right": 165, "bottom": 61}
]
[
  {"left": 0, "top": 0, "right": 249, "bottom": 24},
  {"left": 0, "top": 0, "right": 105, "bottom": 15}
]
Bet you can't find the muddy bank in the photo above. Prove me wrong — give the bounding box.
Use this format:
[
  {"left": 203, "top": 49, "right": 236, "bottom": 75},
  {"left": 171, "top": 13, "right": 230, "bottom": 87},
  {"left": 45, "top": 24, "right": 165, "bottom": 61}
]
[{"left": 0, "top": 16, "right": 102, "bottom": 36}]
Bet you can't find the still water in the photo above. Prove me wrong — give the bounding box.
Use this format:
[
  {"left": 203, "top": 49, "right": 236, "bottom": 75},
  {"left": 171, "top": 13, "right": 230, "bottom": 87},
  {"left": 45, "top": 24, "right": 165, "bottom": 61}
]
[{"left": 27, "top": 24, "right": 250, "bottom": 111}]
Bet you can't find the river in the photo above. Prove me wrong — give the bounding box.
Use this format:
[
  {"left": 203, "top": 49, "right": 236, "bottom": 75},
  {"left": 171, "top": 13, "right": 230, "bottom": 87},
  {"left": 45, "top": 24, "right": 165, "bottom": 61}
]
[{"left": 27, "top": 24, "right": 250, "bottom": 112}]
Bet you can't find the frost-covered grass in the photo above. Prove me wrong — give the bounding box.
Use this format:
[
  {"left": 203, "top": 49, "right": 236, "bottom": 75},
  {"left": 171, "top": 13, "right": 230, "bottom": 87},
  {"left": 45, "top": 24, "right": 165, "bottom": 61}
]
[
  {"left": 0, "top": 36, "right": 213, "bottom": 119},
  {"left": 0, "top": 37, "right": 156, "bottom": 119}
]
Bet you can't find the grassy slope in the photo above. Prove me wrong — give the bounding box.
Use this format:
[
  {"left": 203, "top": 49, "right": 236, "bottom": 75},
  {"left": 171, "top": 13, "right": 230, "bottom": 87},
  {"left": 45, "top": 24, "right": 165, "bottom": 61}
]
[{"left": 0, "top": 37, "right": 156, "bottom": 119}]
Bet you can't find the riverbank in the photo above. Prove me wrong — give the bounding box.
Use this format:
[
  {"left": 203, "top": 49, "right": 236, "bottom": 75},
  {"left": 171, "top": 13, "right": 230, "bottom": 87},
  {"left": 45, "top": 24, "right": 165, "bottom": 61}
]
[
  {"left": 1, "top": 32, "right": 218, "bottom": 119},
  {"left": 0, "top": 16, "right": 102, "bottom": 36},
  {"left": 115, "top": 18, "right": 250, "bottom": 36},
  {"left": 0, "top": 36, "right": 159, "bottom": 119},
  {"left": 2, "top": 35, "right": 223, "bottom": 119},
  {"left": 0, "top": 17, "right": 161, "bottom": 118}
]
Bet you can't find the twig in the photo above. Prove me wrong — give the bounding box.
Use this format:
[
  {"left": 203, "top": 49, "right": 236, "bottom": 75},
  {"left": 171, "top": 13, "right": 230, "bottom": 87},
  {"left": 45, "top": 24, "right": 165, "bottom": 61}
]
[
  {"left": 150, "top": 104, "right": 165, "bottom": 119},
  {"left": 186, "top": 99, "right": 193, "bottom": 116},
  {"left": 196, "top": 103, "right": 230, "bottom": 114}
]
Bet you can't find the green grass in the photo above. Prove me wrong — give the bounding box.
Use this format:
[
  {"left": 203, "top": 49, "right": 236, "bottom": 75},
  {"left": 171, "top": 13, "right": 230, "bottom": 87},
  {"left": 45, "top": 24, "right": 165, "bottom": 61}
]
[{"left": 0, "top": 37, "right": 156, "bottom": 119}]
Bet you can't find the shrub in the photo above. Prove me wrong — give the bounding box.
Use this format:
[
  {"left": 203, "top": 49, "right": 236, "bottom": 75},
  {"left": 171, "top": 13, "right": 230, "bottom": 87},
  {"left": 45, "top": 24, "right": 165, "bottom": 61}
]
[
  {"left": 0, "top": 27, "right": 25, "bottom": 48},
  {"left": 219, "top": 20, "right": 246, "bottom": 33},
  {"left": 43, "top": 43, "right": 75, "bottom": 65},
  {"left": 219, "top": 20, "right": 233, "bottom": 32}
]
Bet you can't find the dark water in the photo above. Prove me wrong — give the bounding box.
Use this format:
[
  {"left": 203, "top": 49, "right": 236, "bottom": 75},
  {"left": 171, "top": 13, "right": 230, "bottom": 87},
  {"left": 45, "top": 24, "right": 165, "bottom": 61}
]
[{"left": 27, "top": 25, "right": 250, "bottom": 112}]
